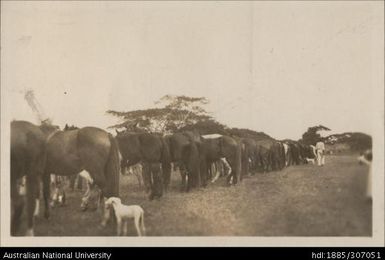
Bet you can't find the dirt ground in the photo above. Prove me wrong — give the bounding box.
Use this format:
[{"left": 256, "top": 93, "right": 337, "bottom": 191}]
[{"left": 32, "top": 155, "right": 372, "bottom": 236}]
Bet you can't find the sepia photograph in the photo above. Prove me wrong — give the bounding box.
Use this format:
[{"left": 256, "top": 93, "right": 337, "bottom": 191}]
[{"left": 1, "top": 1, "right": 384, "bottom": 247}]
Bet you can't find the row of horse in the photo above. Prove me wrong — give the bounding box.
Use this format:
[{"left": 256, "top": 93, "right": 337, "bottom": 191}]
[
  {"left": 116, "top": 129, "right": 317, "bottom": 195},
  {"left": 10, "top": 120, "right": 316, "bottom": 236}
]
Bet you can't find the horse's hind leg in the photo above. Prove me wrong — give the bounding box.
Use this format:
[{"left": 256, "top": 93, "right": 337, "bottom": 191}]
[
  {"left": 228, "top": 153, "right": 241, "bottom": 186},
  {"left": 11, "top": 177, "right": 24, "bottom": 236},
  {"left": 142, "top": 163, "right": 152, "bottom": 194},
  {"left": 162, "top": 162, "right": 171, "bottom": 192},
  {"left": 136, "top": 171, "right": 143, "bottom": 188},
  {"left": 179, "top": 165, "right": 188, "bottom": 192},
  {"left": 200, "top": 160, "right": 208, "bottom": 187},
  {"left": 42, "top": 172, "right": 51, "bottom": 219},
  {"left": 69, "top": 175, "right": 76, "bottom": 191},
  {"left": 149, "top": 163, "right": 163, "bottom": 200},
  {"left": 221, "top": 157, "right": 233, "bottom": 185},
  {"left": 11, "top": 196, "right": 24, "bottom": 236},
  {"left": 26, "top": 174, "right": 39, "bottom": 236},
  {"left": 211, "top": 162, "right": 221, "bottom": 183}
]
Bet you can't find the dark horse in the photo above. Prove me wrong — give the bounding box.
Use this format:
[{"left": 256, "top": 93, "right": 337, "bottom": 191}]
[
  {"left": 115, "top": 130, "right": 171, "bottom": 200},
  {"left": 165, "top": 131, "right": 205, "bottom": 191},
  {"left": 11, "top": 120, "right": 58, "bottom": 236},
  {"left": 255, "top": 139, "right": 274, "bottom": 172},
  {"left": 240, "top": 138, "right": 259, "bottom": 176},
  {"left": 200, "top": 135, "right": 242, "bottom": 185},
  {"left": 43, "top": 126, "right": 120, "bottom": 220}
]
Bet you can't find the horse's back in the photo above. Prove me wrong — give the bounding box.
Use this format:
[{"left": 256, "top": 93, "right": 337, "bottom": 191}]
[
  {"left": 137, "top": 133, "right": 164, "bottom": 162},
  {"left": 11, "top": 121, "right": 46, "bottom": 148},
  {"left": 255, "top": 139, "right": 274, "bottom": 150},
  {"left": 183, "top": 131, "right": 202, "bottom": 143},
  {"left": 167, "top": 133, "right": 191, "bottom": 161},
  {"left": 78, "top": 127, "right": 111, "bottom": 148},
  {"left": 11, "top": 121, "right": 46, "bottom": 179},
  {"left": 219, "top": 136, "right": 241, "bottom": 158},
  {"left": 46, "top": 130, "right": 82, "bottom": 175},
  {"left": 77, "top": 127, "right": 112, "bottom": 168},
  {"left": 221, "top": 135, "right": 239, "bottom": 147},
  {"left": 202, "top": 138, "right": 221, "bottom": 160},
  {"left": 46, "top": 127, "right": 112, "bottom": 175}
]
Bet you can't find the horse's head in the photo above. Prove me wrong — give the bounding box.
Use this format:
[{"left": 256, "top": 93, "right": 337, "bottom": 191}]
[
  {"left": 39, "top": 120, "right": 60, "bottom": 137},
  {"left": 115, "top": 129, "right": 125, "bottom": 137},
  {"left": 104, "top": 197, "right": 121, "bottom": 209}
]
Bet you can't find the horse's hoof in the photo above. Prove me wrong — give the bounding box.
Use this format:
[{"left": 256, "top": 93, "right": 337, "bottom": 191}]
[{"left": 44, "top": 212, "right": 50, "bottom": 219}]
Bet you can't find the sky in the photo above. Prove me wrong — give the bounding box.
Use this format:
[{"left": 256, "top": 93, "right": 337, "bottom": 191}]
[{"left": 1, "top": 1, "right": 383, "bottom": 140}]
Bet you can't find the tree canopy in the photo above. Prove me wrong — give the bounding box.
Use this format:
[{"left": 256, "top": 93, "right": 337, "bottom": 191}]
[
  {"left": 107, "top": 95, "right": 214, "bottom": 133},
  {"left": 301, "top": 125, "right": 331, "bottom": 145},
  {"left": 107, "top": 95, "right": 273, "bottom": 140}
]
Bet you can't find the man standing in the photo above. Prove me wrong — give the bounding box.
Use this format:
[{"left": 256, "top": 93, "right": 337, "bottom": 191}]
[
  {"left": 358, "top": 150, "right": 372, "bottom": 200},
  {"left": 315, "top": 140, "right": 326, "bottom": 166}
]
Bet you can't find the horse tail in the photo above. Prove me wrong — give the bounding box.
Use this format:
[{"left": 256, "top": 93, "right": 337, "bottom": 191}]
[
  {"left": 160, "top": 138, "right": 171, "bottom": 190},
  {"left": 182, "top": 142, "right": 200, "bottom": 189},
  {"left": 235, "top": 142, "right": 242, "bottom": 183},
  {"left": 161, "top": 137, "right": 171, "bottom": 164},
  {"left": 104, "top": 134, "right": 120, "bottom": 198},
  {"left": 240, "top": 143, "right": 248, "bottom": 179}
]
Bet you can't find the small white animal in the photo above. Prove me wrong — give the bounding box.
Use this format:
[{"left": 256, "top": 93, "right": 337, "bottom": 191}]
[
  {"left": 104, "top": 197, "right": 146, "bottom": 236},
  {"left": 305, "top": 158, "right": 315, "bottom": 164}
]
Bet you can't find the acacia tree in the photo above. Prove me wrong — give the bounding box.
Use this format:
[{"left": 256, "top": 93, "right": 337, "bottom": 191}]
[
  {"left": 301, "top": 125, "right": 331, "bottom": 145},
  {"left": 107, "top": 95, "right": 215, "bottom": 133}
]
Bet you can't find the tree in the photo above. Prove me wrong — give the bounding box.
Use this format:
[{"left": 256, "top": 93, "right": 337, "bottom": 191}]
[
  {"left": 227, "top": 128, "right": 273, "bottom": 141},
  {"left": 179, "top": 119, "right": 229, "bottom": 135},
  {"left": 301, "top": 125, "right": 331, "bottom": 145},
  {"left": 107, "top": 95, "right": 215, "bottom": 133}
]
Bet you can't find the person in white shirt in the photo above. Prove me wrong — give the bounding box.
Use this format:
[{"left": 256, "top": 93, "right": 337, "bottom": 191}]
[
  {"left": 358, "top": 150, "right": 372, "bottom": 200},
  {"left": 315, "top": 141, "right": 325, "bottom": 166}
]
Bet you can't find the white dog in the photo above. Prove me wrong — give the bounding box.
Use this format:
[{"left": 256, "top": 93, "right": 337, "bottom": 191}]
[
  {"left": 104, "top": 197, "right": 146, "bottom": 236},
  {"left": 305, "top": 158, "right": 315, "bottom": 164}
]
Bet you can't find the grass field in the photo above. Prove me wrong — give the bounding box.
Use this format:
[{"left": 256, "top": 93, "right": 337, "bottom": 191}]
[{"left": 32, "top": 155, "right": 372, "bottom": 236}]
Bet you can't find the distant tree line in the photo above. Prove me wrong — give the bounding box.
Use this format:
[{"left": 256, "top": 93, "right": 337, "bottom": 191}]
[{"left": 107, "top": 95, "right": 371, "bottom": 149}]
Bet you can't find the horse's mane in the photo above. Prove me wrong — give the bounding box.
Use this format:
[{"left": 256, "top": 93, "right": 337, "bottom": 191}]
[{"left": 64, "top": 124, "right": 79, "bottom": 131}]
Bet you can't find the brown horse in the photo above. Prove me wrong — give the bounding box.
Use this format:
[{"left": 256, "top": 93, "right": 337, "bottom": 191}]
[
  {"left": 200, "top": 135, "right": 242, "bottom": 185},
  {"left": 165, "top": 131, "right": 204, "bottom": 191},
  {"left": 42, "top": 127, "right": 120, "bottom": 221},
  {"left": 115, "top": 130, "right": 171, "bottom": 200},
  {"left": 239, "top": 138, "right": 259, "bottom": 176},
  {"left": 11, "top": 120, "right": 58, "bottom": 236},
  {"left": 255, "top": 139, "right": 274, "bottom": 172}
]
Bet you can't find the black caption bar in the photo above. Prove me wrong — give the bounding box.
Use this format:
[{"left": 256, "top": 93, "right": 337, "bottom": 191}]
[{"left": 0, "top": 247, "right": 384, "bottom": 260}]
